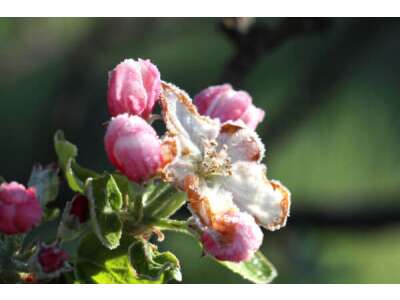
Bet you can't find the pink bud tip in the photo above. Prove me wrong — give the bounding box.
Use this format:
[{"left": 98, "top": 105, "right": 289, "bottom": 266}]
[
  {"left": 70, "top": 194, "right": 89, "bottom": 223},
  {"left": 0, "top": 182, "right": 43, "bottom": 235},
  {"left": 107, "top": 58, "right": 161, "bottom": 119},
  {"left": 38, "top": 244, "right": 69, "bottom": 273},
  {"left": 201, "top": 211, "right": 263, "bottom": 262},
  {"left": 194, "top": 84, "right": 265, "bottom": 130},
  {"left": 104, "top": 114, "right": 163, "bottom": 183}
]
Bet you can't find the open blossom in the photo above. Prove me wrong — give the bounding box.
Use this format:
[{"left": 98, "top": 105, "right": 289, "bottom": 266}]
[
  {"left": 194, "top": 84, "right": 265, "bottom": 130},
  {"left": 0, "top": 182, "right": 42, "bottom": 235},
  {"left": 160, "top": 82, "right": 290, "bottom": 262},
  {"left": 107, "top": 58, "right": 161, "bottom": 119},
  {"left": 104, "top": 114, "right": 163, "bottom": 183}
]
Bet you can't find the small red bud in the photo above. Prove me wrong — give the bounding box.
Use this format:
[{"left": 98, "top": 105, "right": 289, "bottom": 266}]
[
  {"left": 70, "top": 194, "right": 89, "bottom": 223},
  {"left": 38, "top": 244, "right": 69, "bottom": 274}
]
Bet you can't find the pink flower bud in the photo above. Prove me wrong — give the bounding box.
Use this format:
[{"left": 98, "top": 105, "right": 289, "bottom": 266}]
[
  {"left": 104, "top": 114, "right": 162, "bottom": 183},
  {"left": 70, "top": 194, "right": 89, "bottom": 223},
  {"left": 107, "top": 58, "right": 161, "bottom": 119},
  {"left": 194, "top": 84, "right": 265, "bottom": 130},
  {"left": 201, "top": 211, "right": 263, "bottom": 262},
  {"left": 38, "top": 244, "right": 69, "bottom": 273},
  {"left": 0, "top": 182, "right": 43, "bottom": 235}
]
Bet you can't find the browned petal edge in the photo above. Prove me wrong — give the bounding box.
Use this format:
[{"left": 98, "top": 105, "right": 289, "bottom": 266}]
[
  {"left": 161, "top": 81, "right": 199, "bottom": 115},
  {"left": 160, "top": 81, "right": 219, "bottom": 128},
  {"left": 220, "top": 122, "right": 243, "bottom": 135},
  {"left": 183, "top": 175, "right": 213, "bottom": 227},
  {"left": 266, "top": 180, "right": 291, "bottom": 231},
  {"left": 220, "top": 122, "right": 264, "bottom": 162},
  {"left": 183, "top": 175, "right": 238, "bottom": 242},
  {"left": 160, "top": 135, "right": 177, "bottom": 169}
]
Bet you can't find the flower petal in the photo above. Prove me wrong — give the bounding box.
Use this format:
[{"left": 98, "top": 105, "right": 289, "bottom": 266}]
[
  {"left": 217, "top": 122, "right": 265, "bottom": 163},
  {"left": 160, "top": 82, "right": 220, "bottom": 156},
  {"left": 184, "top": 175, "right": 238, "bottom": 228},
  {"left": 219, "top": 161, "right": 290, "bottom": 231}
]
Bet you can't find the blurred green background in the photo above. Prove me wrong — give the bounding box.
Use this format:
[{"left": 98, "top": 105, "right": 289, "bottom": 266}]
[{"left": 1, "top": 18, "right": 400, "bottom": 283}]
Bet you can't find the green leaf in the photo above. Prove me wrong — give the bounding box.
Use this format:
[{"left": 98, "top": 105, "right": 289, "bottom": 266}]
[
  {"left": 75, "top": 233, "right": 154, "bottom": 284},
  {"left": 113, "top": 174, "right": 143, "bottom": 222},
  {"left": 218, "top": 251, "right": 277, "bottom": 284},
  {"left": 129, "top": 239, "right": 182, "bottom": 283},
  {"left": 54, "top": 130, "right": 77, "bottom": 171},
  {"left": 86, "top": 175, "right": 123, "bottom": 250},
  {"left": 28, "top": 164, "right": 60, "bottom": 206},
  {"left": 54, "top": 130, "right": 97, "bottom": 193},
  {"left": 0, "top": 176, "right": 5, "bottom": 184},
  {"left": 142, "top": 181, "right": 187, "bottom": 220},
  {"left": 21, "top": 219, "right": 59, "bottom": 251},
  {"left": 65, "top": 159, "right": 97, "bottom": 193}
]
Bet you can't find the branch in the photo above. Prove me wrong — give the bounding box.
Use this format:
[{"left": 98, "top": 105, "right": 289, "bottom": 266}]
[{"left": 219, "top": 18, "right": 330, "bottom": 86}]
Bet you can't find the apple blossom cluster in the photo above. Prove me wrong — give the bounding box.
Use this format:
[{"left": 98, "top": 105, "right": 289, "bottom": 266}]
[
  {"left": 104, "top": 58, "right": 291, "bottom": 262},
  {"left": 0, "top": 57, "right": 290, "bottom": 284}
]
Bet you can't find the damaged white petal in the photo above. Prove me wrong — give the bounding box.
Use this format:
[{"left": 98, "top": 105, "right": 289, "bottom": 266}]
[
  {"left": 160, "top": 82, "right": 220, "bottom": 157},
  {"left": 217, "top": 122, "right": 265, "bottom": 163},
  {"left": 219, "top": 161, "right": 290, "bottom": 231}
]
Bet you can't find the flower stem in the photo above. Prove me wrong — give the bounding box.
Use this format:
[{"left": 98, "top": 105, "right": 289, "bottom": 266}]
[{"left": 151, "top": 219, "right": 194, "bottom": 237}]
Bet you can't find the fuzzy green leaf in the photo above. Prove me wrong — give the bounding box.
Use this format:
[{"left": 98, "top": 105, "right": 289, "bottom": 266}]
[
  {"left": 54, "top": 130, "right": 78, "bottom": 171},
  {"left": 218, "top": 251, "right": 277, "bottom": 284},
  {"left": 21, "top": 219, "right": 59, "bottom": 251},
  {"left": 113, "top": 174, "right": 143, "bottom": 222},
  {"left": 65, "top": 159, "right": 97, "bottom": 193},
  {"left": 129, "top": 239, "right": 182, "bottom": 283},
  {"left": 75, "top": 233, "right": 156, "bottom": 284},
  {"left": 86, "top": 175, "right": 123, "bottom": 250},
  {"left": 28, "top": 164, "right": 60, "bottom": 206}
]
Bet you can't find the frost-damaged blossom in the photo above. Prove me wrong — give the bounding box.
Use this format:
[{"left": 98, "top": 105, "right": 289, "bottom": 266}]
[
  {"left": 194, "top": 84, "right": 265, "bottom": 130},
  {"left": 0, "top": 182, "right": 42, "bottom": 235},
  {"left": 160, "top": 82, "right": 290, "bottom": 262},
  {"left": 107, "top": 58, "right": 161, "bottom": 119}
]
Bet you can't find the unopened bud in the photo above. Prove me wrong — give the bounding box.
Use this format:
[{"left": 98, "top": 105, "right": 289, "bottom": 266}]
[
  {"left": 104, "top": 114, "right": 163, "bottom": 183},
  {"left": 107, "top": 58, "right": 161, "bottom": 119},
  {"left": 0, "top": 182, "right": 42, "bottom": 235},
  {"left": 194, "top": 84, "right": 265, "bottom": 130}
]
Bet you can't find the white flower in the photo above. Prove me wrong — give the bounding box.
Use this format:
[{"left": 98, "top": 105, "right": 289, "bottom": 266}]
[{"left": 160, "top": 82, "right": 290, "bottom": 234}]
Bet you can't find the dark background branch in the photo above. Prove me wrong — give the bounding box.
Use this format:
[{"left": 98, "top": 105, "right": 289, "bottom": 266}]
[
  {"left": 291, "top": 196, "right": 400, "bottom": 229},
  {"left": 219, "top": 18, "right": 330, "bottom": 86}
]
